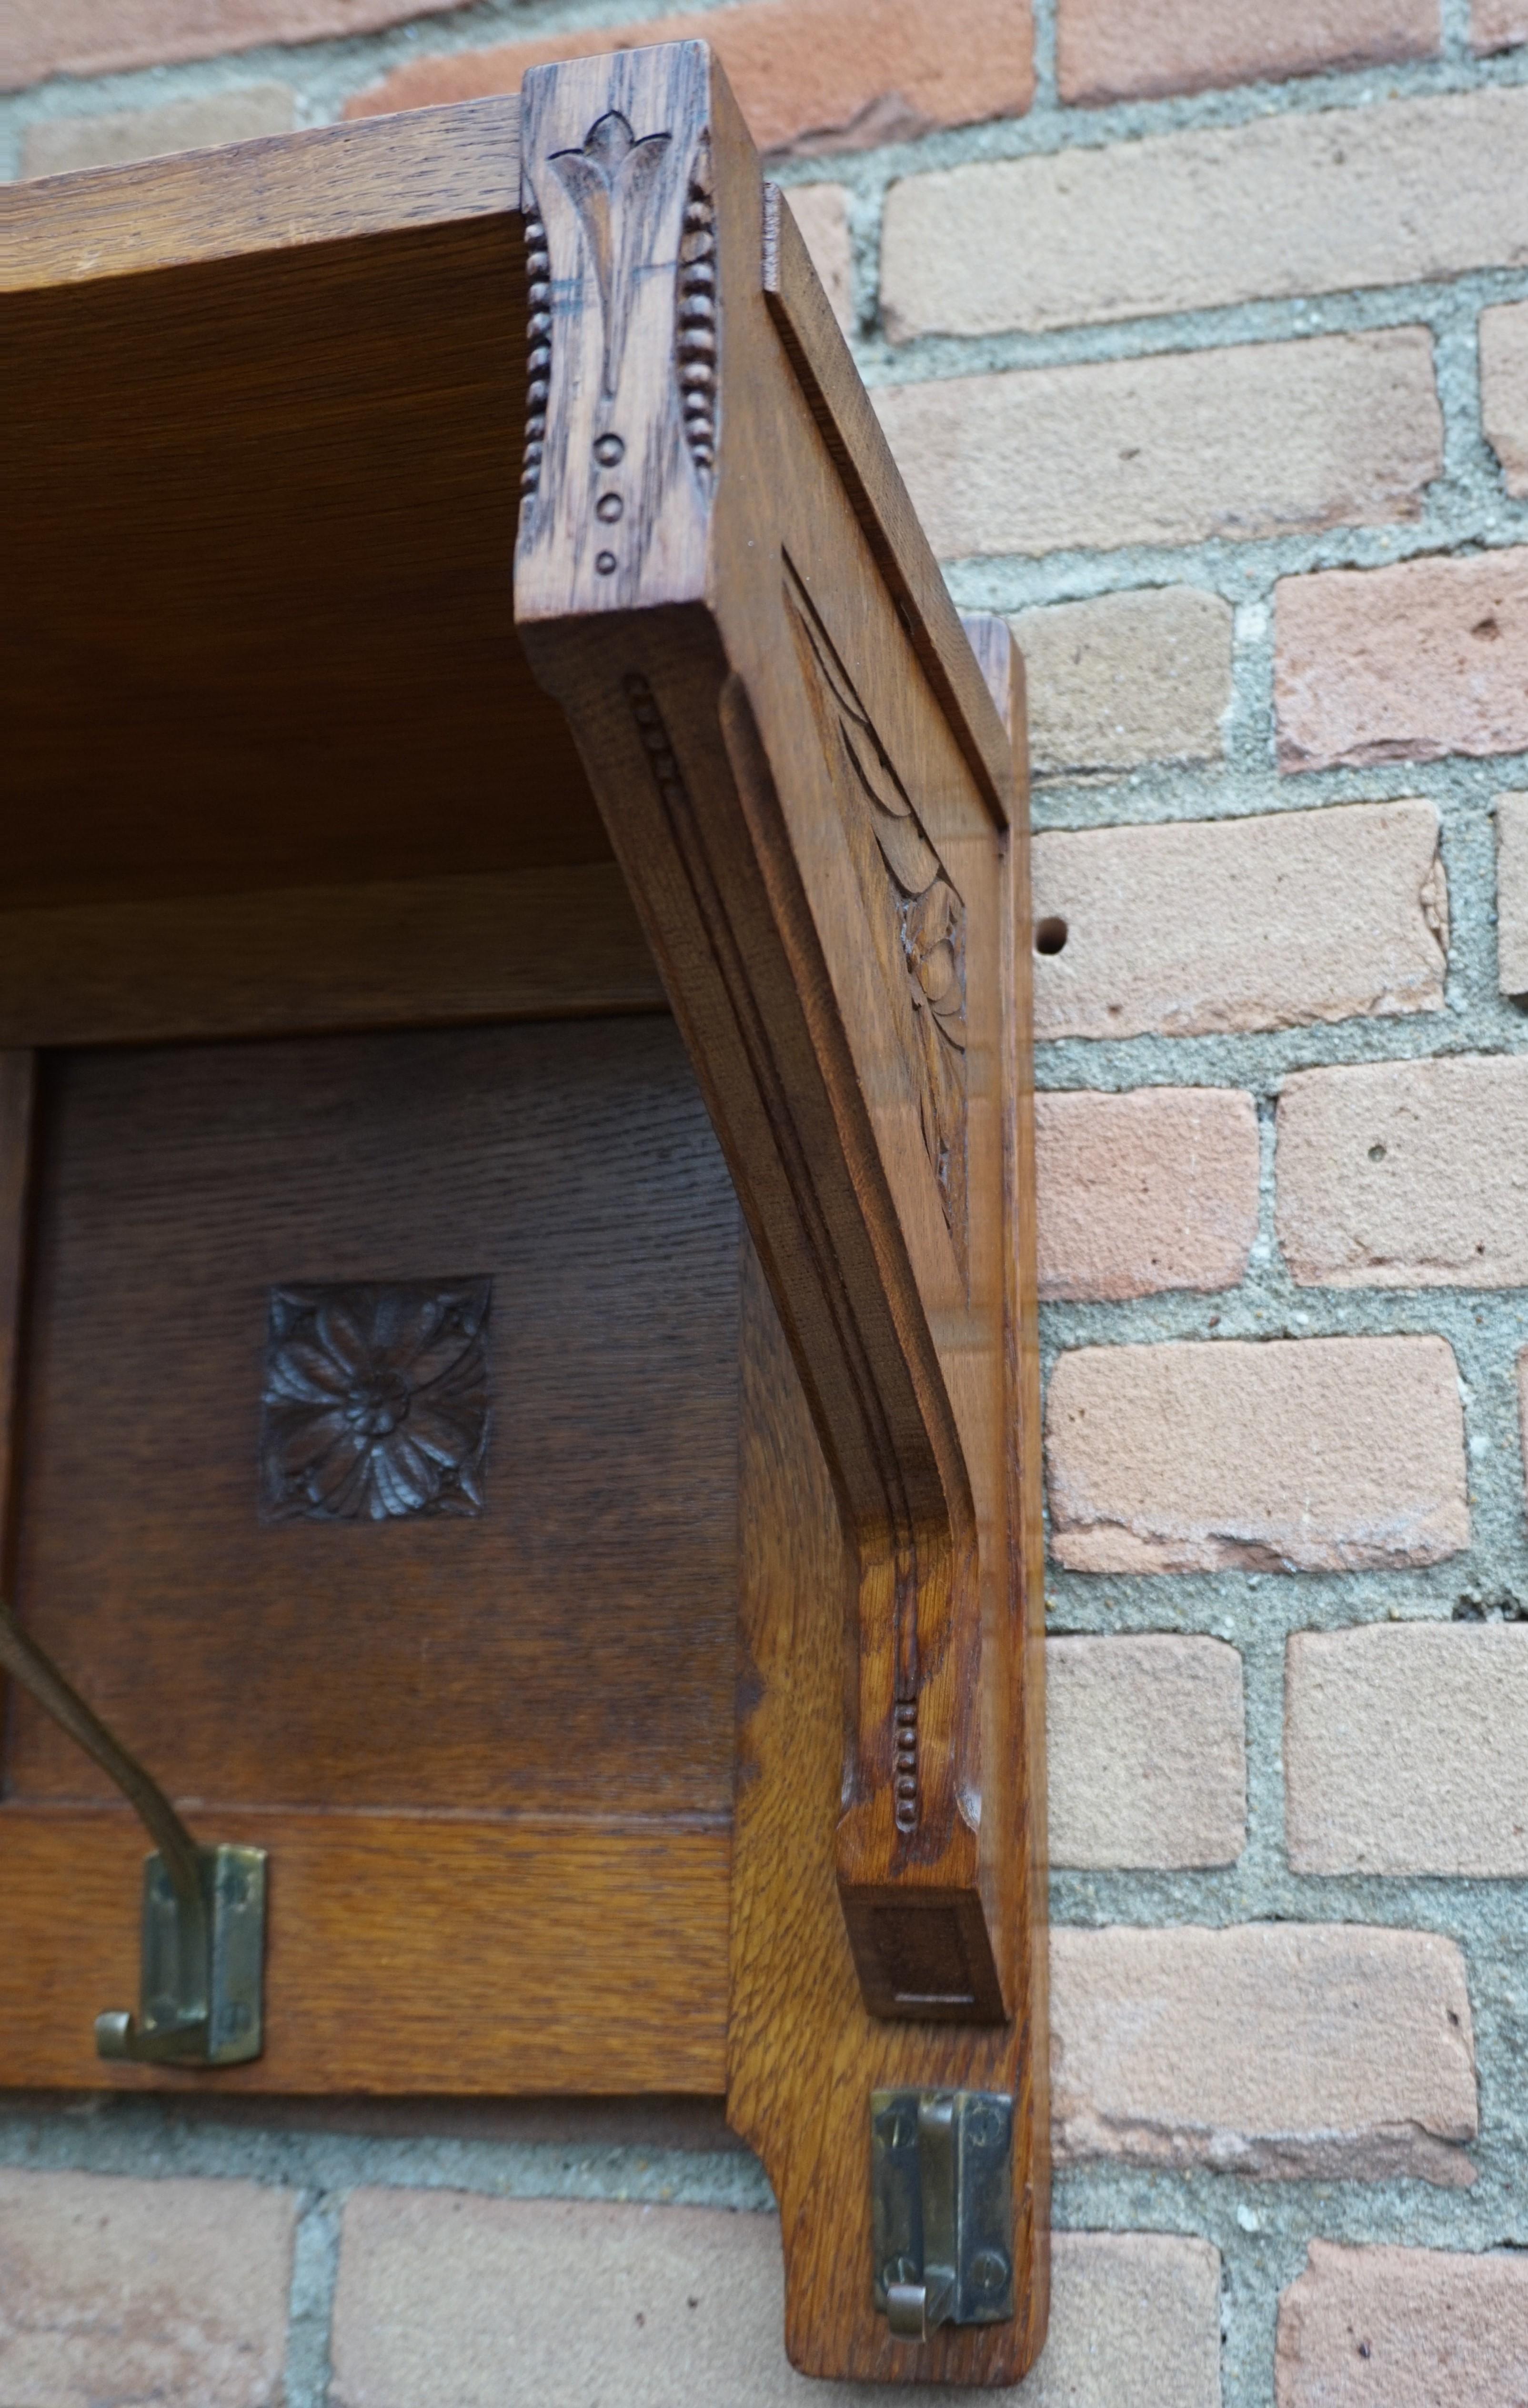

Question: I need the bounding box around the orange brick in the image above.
[1052,1924,1477,2185]
[1057,0,1438,104]
[344,0,1034,159]
[1,1,455,93]
[1036,1086,1258,1300]
[1045,1335,1468,1574]
[1276,547,1528,772]
[1277,2244,1528,2404]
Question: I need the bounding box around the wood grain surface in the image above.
[0,867,663,1050]
[10,1019,738,1821]
[0,1810,728,2093]
[5,195,605,914]
[516,40,1025,2028]
[0,100,523,291]
[2,69,1047,2370]
[762,185,1012,829]
[728,1237,1046,2384]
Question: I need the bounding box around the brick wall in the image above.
[5,2,1528,2402]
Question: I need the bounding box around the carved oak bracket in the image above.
[514,38,1047,2383]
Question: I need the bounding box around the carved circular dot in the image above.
[1035,915,1068,956]
[595,550,618,575]
[596,492,624,523]
[1369,1142,1387,1162]
[594,432,625,466]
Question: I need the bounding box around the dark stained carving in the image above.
[260,1279,491,1523]
[549,110,674,402]
[521,208,552,500]
[676,146,717,477]
[784,559,969,1278]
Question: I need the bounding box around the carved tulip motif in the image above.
[260,1280,491,1522]
[549,109,674,401]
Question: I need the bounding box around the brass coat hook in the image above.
[0,1600,265,2066]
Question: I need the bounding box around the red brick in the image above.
[1480,301,1528,498]
[876,332,1440,562]
[332,2198,1220,2407]
[0,2168,296,2407]
[1057,0,1438,105]
[1277,1054,1528,1287]
[1277,2243,1528,2405]
[1052,1924,1477,2185]
[1474,0,1528,50]
[784,185,853,334]
[1032,801,1448,1043]
[883,90,1528,343]
[1286,1624,1528,1876]
[1036,1086,1258,1301]
[0,1,456,93]
[1496,790,1528,990]
[21,88,296,180]
[1048,1634,1247,1868]
[1276,547,1528,772]
[1045,1335,1468,1575]
[344,0,1034,159]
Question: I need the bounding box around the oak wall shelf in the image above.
[0,42,1048,2382]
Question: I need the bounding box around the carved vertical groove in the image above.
[677,145,717,476]
[521,205,552,501]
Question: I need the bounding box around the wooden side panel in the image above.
[0,1812,728,2093]
[513,40,1046,2380]
[514,39,1016,2030]
[729,1239,1045,2385]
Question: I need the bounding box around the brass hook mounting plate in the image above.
[871,2088,1015,2339]
[96,1843,267,2067]
[0,1598,267,2069]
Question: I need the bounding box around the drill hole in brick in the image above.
[1035,916,1068,957]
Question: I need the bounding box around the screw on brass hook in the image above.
[871,2089,1015,2338]
[0,1599,265,2066]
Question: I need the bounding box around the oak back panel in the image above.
[8,1019,739,1820]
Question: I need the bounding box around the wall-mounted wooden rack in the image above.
[0,40,1048,2382]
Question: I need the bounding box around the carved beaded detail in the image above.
[894,1699,918,1833]
[676,154,717,477]
[522,207,551,500]
[624,671,687,810]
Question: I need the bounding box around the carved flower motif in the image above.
[260,1281,490,1523]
